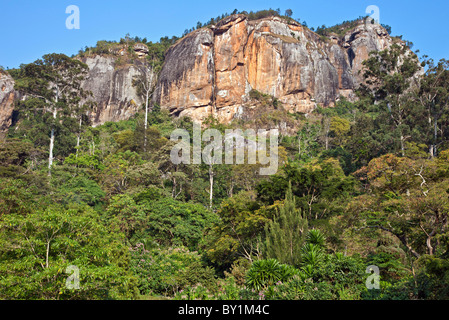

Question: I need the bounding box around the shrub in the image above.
[130,245,217,297]
[245,259,299,291]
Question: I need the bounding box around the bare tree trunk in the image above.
[172,176,176,198]
[427,236,434,256]
[76,117,82,158]
[433,115,438,157]
[400,134,405,157]
[46,240,50,269]
[144,89,149,152]
[49,128,55,170]
[422,225,437,256]
[209,164,214,209]
[90,140,95,156]
[228,180,234,198]
[324,119,330,151]
[48,88,60,176]
[76,135,80,155]
[48,107,57,176]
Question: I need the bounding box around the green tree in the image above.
[0,138,43,178]
[360,44,422,157]
[14,54,90,175]
[0,204,139,299]
[348,153,449,259]
[100,151,143,196]
[257,159,355,220]
[204,191,270,267]
[330,116,351,147]
[297,121,320,161]
[0,178,37,216]
[264,183,308,266]
[105,194,146,241]
[144,197,217,250]
[285,9,293,18]
[417,58,449,157]
[130,245,216,297]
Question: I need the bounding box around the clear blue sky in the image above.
[1,0,447,69]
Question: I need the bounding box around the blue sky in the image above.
[1,0,447,69]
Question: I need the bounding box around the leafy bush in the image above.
[130,245,216,297]
[0,204,139,300]
[249,89,281,109]
[63,177,105,206]
[145,197,217,250]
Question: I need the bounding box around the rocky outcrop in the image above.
[153,15,394,123]
[133,43,149,58]
[0,17,396,133]
[342,22,391,84]
[0,54,153,134]
[153,28,216,121]
[79,55,153,126]
[0,71,15,138]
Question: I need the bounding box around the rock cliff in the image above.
[0,50,153,136]
[0,15,395,134]
[0,71,15,137]
[79,55,152,126]
[152,15,393,123]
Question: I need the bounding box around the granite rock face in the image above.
[0,17,394,133]
[0,55,153,134]
[153,15,393,123]
[0,71,15,137]
[342,22,391,84]
[79,55,153,127]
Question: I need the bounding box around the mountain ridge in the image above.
[152,14,395,123]
[0,14,403,136]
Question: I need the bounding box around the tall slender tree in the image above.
[14,53,89,175]
[264,182,308,266]
[133,63,159,153]
[417,58,449,157]
[360,44,422,157]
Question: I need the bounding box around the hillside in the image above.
[2,9,449,302]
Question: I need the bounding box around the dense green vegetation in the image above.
[314,16,392,37]
[2,15,449,301]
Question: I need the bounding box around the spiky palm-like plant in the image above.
[306,229,326,247]
[245,259,298,291]
[301,243,324,268]
[300,229,326,278]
